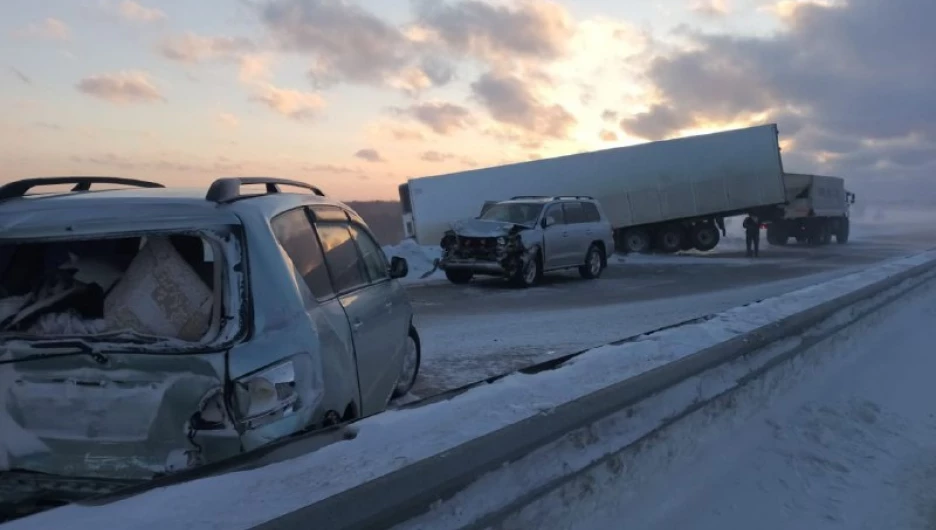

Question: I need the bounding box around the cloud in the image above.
[116,1,167,23]
[249,84,325,120]
[259,0,449,94]
[601,110,618,123]
[470,70,576,139]
[13,18,70,41]
[76,71,165,104]
[217,113,240,128]
[599,129,618,142]
[391,101,476,134]
[159,32,255,63]
[238,54,274,82]
[354,148,385,163]
[412,0,574,68]
[690,0,730,17]
[622,0,936,188]
[420,150,456,163]
[10,67,31,85]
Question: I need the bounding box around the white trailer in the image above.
[399,124,789,253]
[765,173,855,246]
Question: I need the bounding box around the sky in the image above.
[1,0,933,203]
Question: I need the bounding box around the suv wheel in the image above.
[512,251,541,288]
[392,327,421,398]
[579,244,604,279]
[445,269,473,284]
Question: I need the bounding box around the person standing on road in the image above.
[743,215,761,258]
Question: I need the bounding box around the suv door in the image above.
[561,201,592,262]
[313,215,404,415]
[542,202,572,269]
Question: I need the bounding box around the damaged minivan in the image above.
[439,196,616,287]
[0,177,420,503]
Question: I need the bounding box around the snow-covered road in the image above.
[399,220,936,396]
[537,265,936,530]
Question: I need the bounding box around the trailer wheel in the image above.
[621,229,652,254]
[445,269,473,284]
[690,224,720,252]
[836,218,850,244]
[821,222,833,245]
[656,226,684,254]
[766,224,788,246]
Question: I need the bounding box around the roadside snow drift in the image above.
[7,250,936,530]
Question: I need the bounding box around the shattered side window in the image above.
[271,209,335,301]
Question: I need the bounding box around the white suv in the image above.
[439,195,616,287]
[0,176,420,493]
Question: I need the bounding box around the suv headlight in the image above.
[496,237,506,245]
[234,360,300,429]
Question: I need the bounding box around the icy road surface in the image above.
[542,267,936,530]
[401,222,936,396]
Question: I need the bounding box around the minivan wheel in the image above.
[579,244,604,279]
[392,327,421,398]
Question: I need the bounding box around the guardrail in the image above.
[9,250,936,530]
[250,251,936,530]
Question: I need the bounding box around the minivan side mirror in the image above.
[389,256,409,279]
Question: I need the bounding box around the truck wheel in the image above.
[512,251,542,288]
[621,229,651,254]
[579,244,605,279]
[656,226,684,254]
[690,224,720,252]
[836,218,850,244]
[445,269,473,284]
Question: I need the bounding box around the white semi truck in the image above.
[766,173,856,246]
[398,124,850,253]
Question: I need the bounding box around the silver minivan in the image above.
[0,176,420,491]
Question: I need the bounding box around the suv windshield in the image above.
[479,203,544,226]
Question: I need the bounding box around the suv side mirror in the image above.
[542,217,555,229]
[389,256,408,279]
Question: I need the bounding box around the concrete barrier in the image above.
[252,252,936,530]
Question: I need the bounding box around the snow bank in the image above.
[495,259,936,530]
[10,250,936,530]
[382,239,443,285]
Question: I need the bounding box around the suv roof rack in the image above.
[0,176,165,201]
[206,177,325,203]
[509,195,595,201]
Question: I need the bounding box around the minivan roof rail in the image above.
[0,176,165,201]
[206,177,325,203]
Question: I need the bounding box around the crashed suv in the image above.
[0,176,420,511]
[439,196,616,287]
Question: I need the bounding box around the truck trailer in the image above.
[399,124,790,254]
[765,173,855,246]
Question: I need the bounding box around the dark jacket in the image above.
[742,217,760,235]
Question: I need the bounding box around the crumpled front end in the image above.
[439,223,532,278]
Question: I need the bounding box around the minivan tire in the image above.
[392,327,421,399]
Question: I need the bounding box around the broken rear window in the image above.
[0,231,240,345]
